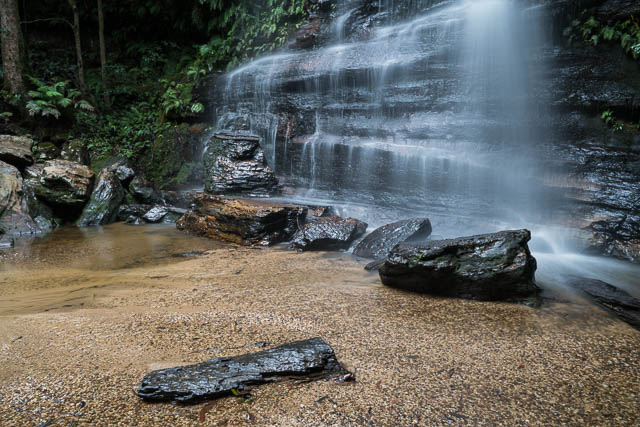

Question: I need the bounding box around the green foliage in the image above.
[10,0,312,180]
[25,77,94,119]
[564,13,640,60]
[75,102,170,159]
[0,90,22,107]
[601,109,615,126]
[159,79,203,118]
[196,0,309,70]
[600,109,640,134]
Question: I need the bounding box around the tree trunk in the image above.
[68,0,86,93]
[0,0,25,94]
[97,0,110,105]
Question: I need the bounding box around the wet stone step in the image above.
[566,276,640,330]
[137,338,343,404]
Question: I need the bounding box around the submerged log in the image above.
[137,338,342,403]
[566,276,640,330]
[379,229,538,300]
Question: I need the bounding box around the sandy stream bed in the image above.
[0,234,639,426]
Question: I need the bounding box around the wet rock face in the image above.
[204,134,280,196]
[596,0,640,22]
[566,275,640,330]
[77,169,124,226]
[294,19,322,49]
[176,193,306,245]
[34,160,94,207]
[137,338,342,404]
[0,135,34,168]
[379,229,538,301]
[0,161,38,235]
[549,142,640,262]
[581,215,640,263]
[290,216,368,251]
[353,218,432,259]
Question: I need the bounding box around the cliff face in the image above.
[200,0,640,262]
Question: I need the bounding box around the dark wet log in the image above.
[379,229,538,300]
[353,218,432,259]
[566,276,640,330]
[137,338,342,403]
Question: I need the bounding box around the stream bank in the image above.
[0,227,638,425]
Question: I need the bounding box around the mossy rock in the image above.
[138,123,202,190]
[77,169,124,226]
[60,139,89,165]
[34,142,61,163]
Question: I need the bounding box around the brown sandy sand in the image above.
[0,228,639,426]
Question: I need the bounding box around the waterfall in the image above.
[214,0,552,235]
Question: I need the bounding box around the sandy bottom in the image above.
[0,226,639,426]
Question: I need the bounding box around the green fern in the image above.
[25,76,94,119]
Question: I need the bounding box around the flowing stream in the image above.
[212,0,640,291]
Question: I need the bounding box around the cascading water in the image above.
[212,0,640,292]
[216,0,547,231]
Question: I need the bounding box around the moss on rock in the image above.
[138,124,203,190]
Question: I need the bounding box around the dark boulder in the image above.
[0,135,33,168]
[0,161,39,235]
[353,218,432,259]
[34,159,94,207]
[117,204,153,221]
[566,275,640,330]
[22,164,58,231]
[142,206,169,223]
[204,133,280,196]
[77,169,125,226]
[59,139,89,165]
[129,176,164,204]
[137,338,342,403]
[114,165,135,183]
[379,229,538,300]
[176,193,306,245]
[22,181,57,232]
[290,216,367,251]
[159,190,199,209]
